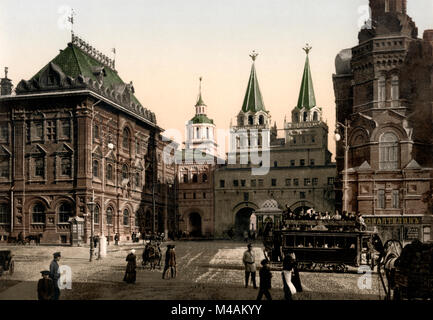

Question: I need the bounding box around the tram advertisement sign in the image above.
[364,217,422,225]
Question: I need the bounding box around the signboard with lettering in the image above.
[364,217,422,226]
[404,227,420,240]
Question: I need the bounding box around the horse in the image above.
[142,242,162,270]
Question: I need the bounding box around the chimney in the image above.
[1,67,13,96]
[423,30,433,42]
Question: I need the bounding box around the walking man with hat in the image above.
[242,243,257,289]
[37,270,55,300]
[49,252,61,300]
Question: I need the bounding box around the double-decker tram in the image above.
[263,219,378,272]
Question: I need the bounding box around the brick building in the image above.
[333,0,433,244]
[214,51,336,237]
[0,34,176,244]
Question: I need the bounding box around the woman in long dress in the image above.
[123,249,137,284]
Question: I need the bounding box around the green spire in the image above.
[296,44,316,110]
[241,51,266,113]
[195,76,206,107]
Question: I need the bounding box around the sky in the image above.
[1,0,432,157]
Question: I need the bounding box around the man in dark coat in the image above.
[38,270,55,300]
[49,252,61,300]
[162,244,172,279]
[257,259,272,300]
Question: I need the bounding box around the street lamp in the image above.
[335,119,350,214]
[86,192,96,262]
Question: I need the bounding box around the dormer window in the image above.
[248,116,254,125]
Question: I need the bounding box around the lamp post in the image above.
[86,191,96,262]
[335,119,350,214]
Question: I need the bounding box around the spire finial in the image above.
[250,50,259,62]
[4,67,8,79]
[303,43,312,55]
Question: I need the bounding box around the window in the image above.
[378,76,386,107]
[93,160,99,178]
[61,158,71,176]
[300,192,306,199]
[123,209,130,226]
[251,180,256,187]
[35,158,44,177]
[94,206,100,225]
[303,112,308,122]
[258,179,264,187]
[248,116,254,125]
[106,207,113,225]
[392,190,399,208]
[0,123,8,141]
[244,192,249,202]
[220,180,225,188]
[290,160,295,166]
[294,179,299,186]
[259,115,264,125]
[233,180,239,187]
[328,177,334,185]
[391,75,399,104]
[241,180,246,187]
[183,193,187,199]
[300,159,305,166]
[0,157,9,178]
[93,125,99,140]
[423,226,431,242]
[293,137,297,145]
[196,128,199,138]
[206,127,209,139]
[193,174,198,183]
[193,193,196,199]
[0,204,9,224]
[203,192,206,199]
[106,164,113,181]
[122,128,130,150]
[274,161,278,168]
[32,204,46,224]
[378,190,385,209]
[271,179,277,187]
[310,159,315,166]
[313,112,318,121]
[58,203,73,223]
[312,136,316,143]
[135,172,140,187]
[379,132,399,170]
[35,121,44,140]
[304,178,311,186]
[135,212,140,227]
[183,174,188,183]
[61,120,70,138]
[122,165,129,180]
[202,174,208,183]
[285,179,291,187]
[312,178,318,186]
[46,120,56,140]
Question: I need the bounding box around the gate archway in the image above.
[188,212,202,237]
[235,207,255,236]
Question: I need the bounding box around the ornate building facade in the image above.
[214,51,337,237]
[333,0,433,244]
[0,35,176,244]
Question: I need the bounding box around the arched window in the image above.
[123,209,129,226]
[196,127,199,138]
[259,115,264,125]
[248,116,254,125]
[122,164,129,180]
[202,173,208,183]
[0,204,9,224]
[93,160,99,178]
[94,206,100,225]
[58,203,73,223]
[122,128,130,150]
[238,116,244,126]
[193,174,198,183]
[32,203,46,223]
[303,112,308,122]
[379,132,399,170]
[106,207,113,225]
[313,112,318,121]
[61,157,72,176]
[93,125,99,140]
[106,164,113,181]
[206,127,209,139]
[293,112,299,123]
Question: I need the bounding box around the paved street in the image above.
[0,241,384,300]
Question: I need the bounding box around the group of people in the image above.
[123,244,177,284]
[243,243,302,300]
[37,252,62,300]
[284,209,358,221]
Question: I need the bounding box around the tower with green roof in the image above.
[185,77,218,156]
[230,51,271,155]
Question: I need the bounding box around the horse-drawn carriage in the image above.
[264,220,378,272]
[0,250,14,277]
[376,239,433,300]
[141,241,162,270]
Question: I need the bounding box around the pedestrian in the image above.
[257,259,272,300]
[242,243,257,289]
[37,270,55,300]
[49,252,61,300]
[93,235,99,249]
[169,245,177,278]
[114,233,120,246]
[132,232,136,243]
[162,245,171,279]
[18,232,24,245]
[123,249,137,284]
[243,230,249,243]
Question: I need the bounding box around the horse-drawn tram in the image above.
[263,220,378,272]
